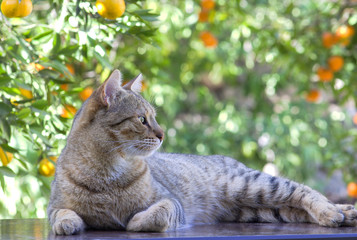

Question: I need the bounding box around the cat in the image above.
[48,69,357,235]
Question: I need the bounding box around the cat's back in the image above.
[146,152,247,176]
[146,152,249,192]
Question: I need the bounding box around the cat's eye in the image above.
[139,116,147,124]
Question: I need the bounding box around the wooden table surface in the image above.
[1,218,357,240]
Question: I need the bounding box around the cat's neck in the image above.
[61,138,148,188]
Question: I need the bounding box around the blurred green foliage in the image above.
[0,0,357,218]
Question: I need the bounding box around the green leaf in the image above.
[41,61,72,78]
[32,30,54,40]
[0,144,18,153]
[52,33,61,54]
[16,158,29,170]
[17,37,33,57]
[32,100,48,110]
[58,45,80,56]
[17,108,31,119]
[0,103,12,116]
[0,76,12,86]
[93,52,112,69]
[130,9,159,22]
[0,119,11,141]
[0,175,4,191]
[0,166,16,177]
[7,50,27,63]
[38,69,61,79]
[0,87,21,96]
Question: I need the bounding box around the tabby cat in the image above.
[48,70,357,235]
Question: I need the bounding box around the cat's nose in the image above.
[155,130,164,142]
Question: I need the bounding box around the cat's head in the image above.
[69,70,164,158]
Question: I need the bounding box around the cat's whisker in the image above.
[108,141,159,154]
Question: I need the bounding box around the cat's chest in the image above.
[66,172,155,228]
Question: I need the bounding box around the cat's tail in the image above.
[233,206,317,224]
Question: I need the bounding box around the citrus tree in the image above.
[0,0,158,217]
[1,0,357,218]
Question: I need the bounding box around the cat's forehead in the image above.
[115,91,155,116]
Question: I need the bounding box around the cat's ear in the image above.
[102,69,123,106]
[123,73,143,93]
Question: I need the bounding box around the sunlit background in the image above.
[0,0,357,218]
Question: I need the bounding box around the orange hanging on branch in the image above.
[96,0,125,20]
[0,147,13,166]
[61,105,77,119]
[60,84,69,91]
[200,0,215,10]
[1,0,32,18]
[336,25,355,39]
[305,89,320,103]
[322,32,338,49]
[79,87,94,101]
[38,158,56,177]
[19,87,33,99]
[347,182,357,198]
[198,10,209,22]
[200,31,218,48]
[328,56,344,72]
[317,67,333,82]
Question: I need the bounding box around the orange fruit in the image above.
[347,182,357,198]
[0,147,13,166]
[1,0,32,18]
[96,0,125,20]
[353,113,357,125]
[141,81,147,91]
[200,0,215,10]
[10,97,20,106]
[66,64,75,75]
[328,56,344,72]
[79,87,94,101]
[61,104,77,118]
[38,158,55,177]
[317,67,333,82]
[59,64,75,78]
[60,84,69,91]
[200,31,218,48]
[29,62,45,72]
[19,87,33,99]
[336,25,355,39]
[305,89,320,103]
[322,32,338,48]
[198,10,209,22]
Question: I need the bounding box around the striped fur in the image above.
[48,70,357,235]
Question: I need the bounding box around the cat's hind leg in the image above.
[225,164,357,227]
[49,208,85,235]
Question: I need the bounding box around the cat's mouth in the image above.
[137,138,161,150]
[123,138,162,157]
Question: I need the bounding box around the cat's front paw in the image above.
[127,210,169,232]
[336,204,357,227]
[53,217,84,235]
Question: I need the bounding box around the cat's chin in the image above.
[124,151,156,159]
[123,147,159,159]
